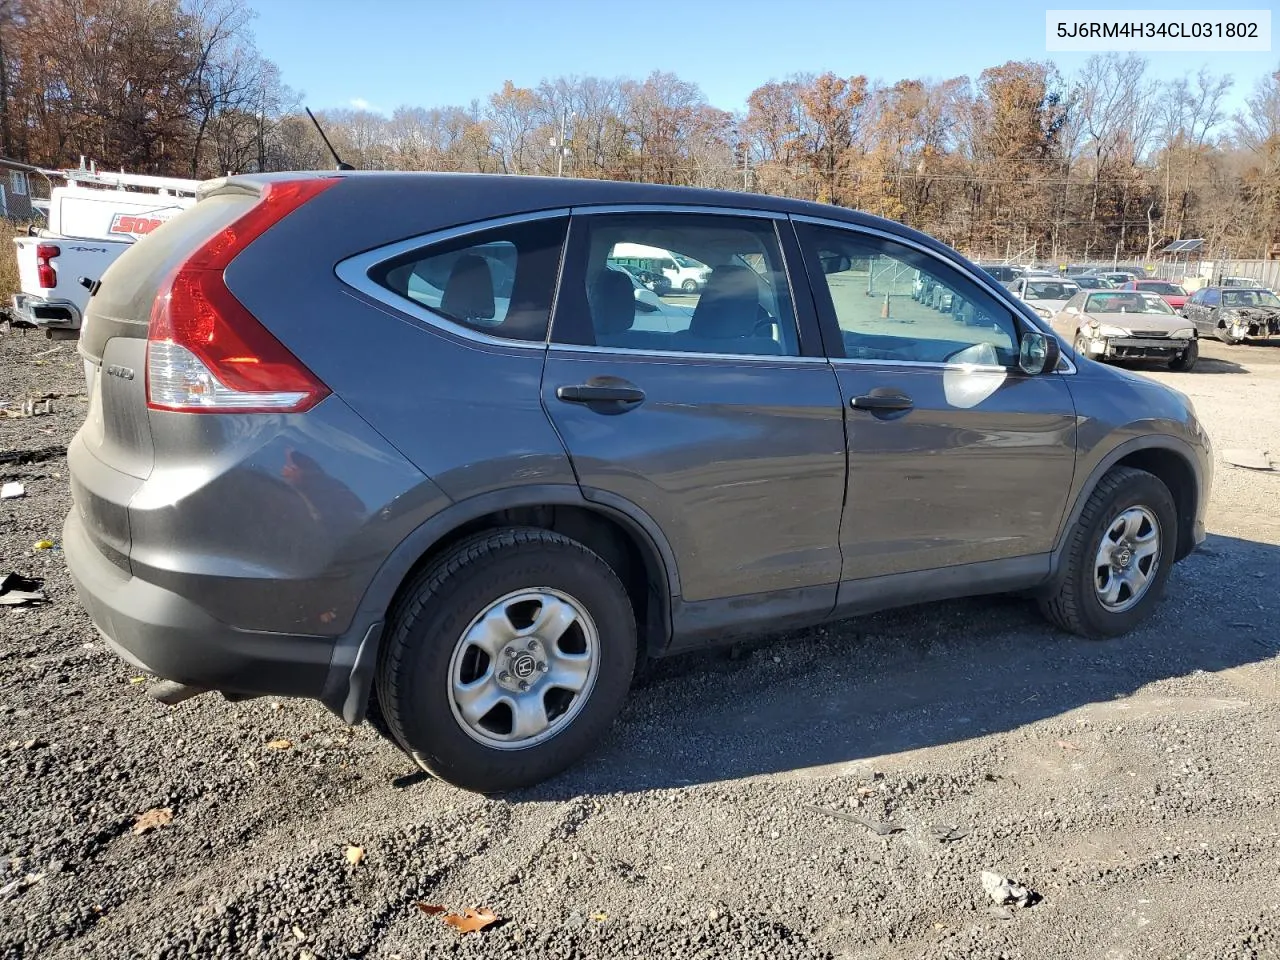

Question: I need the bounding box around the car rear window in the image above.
[371,217,568,341]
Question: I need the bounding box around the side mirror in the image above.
[1018,330,1061,375]
[1066,306,1079,314]
[634,299,658,313]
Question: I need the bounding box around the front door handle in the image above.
[556,383,646,404]
[851,393,913,412]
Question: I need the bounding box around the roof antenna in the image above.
[305,107,355,171]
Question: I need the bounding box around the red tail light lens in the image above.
[147,178,337,414]
[36,243,59,289]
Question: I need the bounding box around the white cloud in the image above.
[348,97,372,111]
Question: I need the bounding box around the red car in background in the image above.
[1123,279,1189,311]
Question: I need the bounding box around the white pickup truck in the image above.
[10,167,199,339]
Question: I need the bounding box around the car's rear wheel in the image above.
[682,279,698,293]
[375,527,636,793]
[1038,467,1177,639]
[1169,339,1198,372]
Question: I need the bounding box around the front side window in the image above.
[554,213,799,357]
[1203,289,1222,306]
[797,223,1019,366]
[372,217,567,342]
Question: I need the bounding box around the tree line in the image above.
[3,0,1278,260]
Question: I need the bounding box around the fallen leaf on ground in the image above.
[265,738,292,751]
[32,540,54,550]
[415,903,446,916]
[442,907,499,934]
[1056,740,1081,752]
[132,807,173,835]
[591,912,608,922]
[129,677,147,685]
[344,844,365,866]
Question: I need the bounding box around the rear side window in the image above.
[371,217,567,342]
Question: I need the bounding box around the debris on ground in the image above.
[987,905,1016,921]
[0,872,45,897]
[32,540,55,551]
[0,482,24,499]
[1222,449,1274,470]
[980,870,1035,907]
[932,825,969,842]
[415,903,446,916]
[802,804,905,836]
[132,807,173,836]
[344,844,364,866]
[265,738,293,751]
[0,573,47,606]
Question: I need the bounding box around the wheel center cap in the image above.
[511,654,537,680]
[1115,546,1132,568]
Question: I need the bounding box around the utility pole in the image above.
[742,144,750,191]
[556,109,568,178]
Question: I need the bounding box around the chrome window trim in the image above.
[789,214,1078,374]
[567,203,788,220]
[547,343,830,364]
[557,204,806,362]
[334,208,572,352]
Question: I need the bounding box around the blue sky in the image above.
[248,0,1275,117]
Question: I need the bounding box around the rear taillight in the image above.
[36,243,59,289]
[146,178,337,414]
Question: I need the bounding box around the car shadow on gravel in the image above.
[519,532,1280,799]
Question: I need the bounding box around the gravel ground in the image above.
[2,328,1279,960]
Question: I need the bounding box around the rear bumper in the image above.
[10,293,81,330]
[64,509,379,722]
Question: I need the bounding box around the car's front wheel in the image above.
[376,528,637,793]
[682,279,699,293]
[1073,332,1095,361]
[1038,467,1177,639]
[1169,339,1198,372]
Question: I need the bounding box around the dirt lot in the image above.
[1,328,1278,960]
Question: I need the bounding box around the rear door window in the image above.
[371,217,567,342]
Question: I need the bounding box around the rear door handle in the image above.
[851,393,913,412]
[556,384,646,404]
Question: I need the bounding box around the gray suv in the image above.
[65,173,1212,793]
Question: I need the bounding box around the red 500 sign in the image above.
[109,213,169,236]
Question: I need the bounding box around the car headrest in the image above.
[590,270,637,335]
[690,264,758,338]
[440,254,495,322]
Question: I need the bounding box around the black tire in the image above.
[1038,467,1178,639]
[1073,332,1095,362]
[1215,313,1239,345]
[1169,339,1198,372]
[375,527,637,793]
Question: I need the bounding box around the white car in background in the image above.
[1004,276,1081,320]
[1052,288,1198,371]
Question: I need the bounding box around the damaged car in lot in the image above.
[1052,289,1198,371]
[64,172,1212,793]
[1183,286,1280,345]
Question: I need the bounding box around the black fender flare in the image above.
[321,483,680,724]
[1047,434,1204,583]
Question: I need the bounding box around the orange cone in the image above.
[881,293,891,318]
